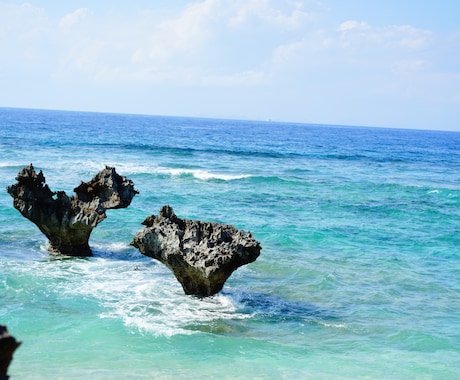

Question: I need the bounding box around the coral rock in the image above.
[7,164,138,256]
[0,325,21,379]
[132,205,261,297]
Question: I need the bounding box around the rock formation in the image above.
[0,325,21,380]
[131,205,261,297]
[7,164,138,256]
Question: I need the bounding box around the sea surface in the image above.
[1,107,459,379]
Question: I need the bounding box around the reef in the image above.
[0,325,21,380]
[7,164,138,256]
[131,205,262,297]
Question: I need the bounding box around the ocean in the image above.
[0,107,459,379]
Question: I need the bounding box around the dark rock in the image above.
[0,326,21,380]
[7,164,138,256]
[131,205,261,297]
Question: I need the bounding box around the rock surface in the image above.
[7,164,138,256]
[0,325,21,380]
[131,205,262,297]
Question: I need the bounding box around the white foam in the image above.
[105,163,250,181]
[39,257,251,337]
[100,282,251,337]
[26,159,251,183]
[156,167,251,181]
[192,170,251,181]
[0,161,23,168]
[315,320,347,329]
[92,242,131,253]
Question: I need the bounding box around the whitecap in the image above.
[156,167,251,181]
[0,161,25,168]
[58,162,252,182]
[315,320,347,329]
[192,170,251,181]
[91,241,131,253]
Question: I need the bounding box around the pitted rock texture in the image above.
[7,164,138,256]
[131,205,261,297]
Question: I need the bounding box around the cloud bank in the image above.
[0,0,459,129]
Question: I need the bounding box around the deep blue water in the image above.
[1,107,459,379]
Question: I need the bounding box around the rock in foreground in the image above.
[0,325,21,380]
[7,164,138,256]
[131,205,261,297]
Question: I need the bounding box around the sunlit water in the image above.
[1,108,459,379]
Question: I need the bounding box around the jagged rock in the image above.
[0,325,21,380]
[131,205,261,297]
[7,164,138,256]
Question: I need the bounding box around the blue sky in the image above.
[1,1,459,130]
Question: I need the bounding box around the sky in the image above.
[1,1,460,130]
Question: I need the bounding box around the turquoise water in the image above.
[1,107,459,379]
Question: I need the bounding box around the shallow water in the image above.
[1,108,459,379]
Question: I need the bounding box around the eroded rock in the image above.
[131,205,261,297]
[7,164,138,256]
[0,325,21,380]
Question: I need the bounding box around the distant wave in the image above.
[0,161,32,169]
[6,160,252,183]
[106,163,252,181]
[156,167,251,181]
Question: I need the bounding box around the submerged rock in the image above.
[0,325,21,380]
[7,164,138,256]
[131,205,262,297]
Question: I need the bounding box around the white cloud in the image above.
[129,0,320,83]
[336,21,433,50]
[0,3,438,82]
[59,8,88,30]
[337,20,370,32]
[0,1,325,85]
[228,0,316,29]
[272,19,434,70]
[0,2,48,40]
[388,25,433,49]
[1,1,459,129]
[0,2,51,69]
[266,18,446,116]
[201,70,266,86]
[132,0,220,64]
